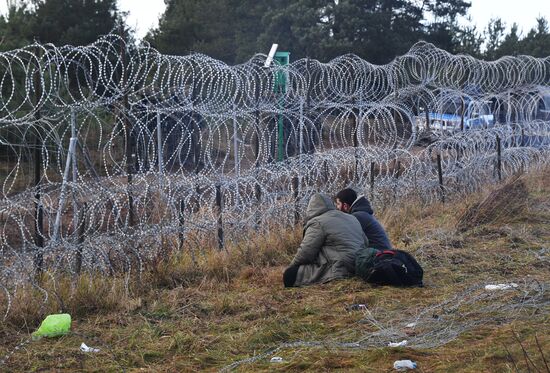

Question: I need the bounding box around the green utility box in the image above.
[274,51,290,161]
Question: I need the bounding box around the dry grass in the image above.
[0,168,549,372]
[456,174,529,232]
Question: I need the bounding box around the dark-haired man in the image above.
[335,188,392,250]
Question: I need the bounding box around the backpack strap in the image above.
[376,250,396,257]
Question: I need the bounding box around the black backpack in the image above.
[358,249,423,287]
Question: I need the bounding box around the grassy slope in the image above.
[1,169,549,373]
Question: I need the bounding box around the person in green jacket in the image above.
[283,193,369,287]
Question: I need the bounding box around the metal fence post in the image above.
[215,184,224,250]
[75,202,87,274]
[437,154,445,203]
[292,176,299,225]
[178,199,185,251]
[370,161,375,201]
[33,47,44,278]
[157,112,163,174]
[496,135,502,181]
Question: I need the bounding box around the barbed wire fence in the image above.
[0,35,549,322]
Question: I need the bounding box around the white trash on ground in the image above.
[388,340,408,347]
[484,283,519,291]
[270,357,284,363]
[394,360,417,370]
[80,343,100,353]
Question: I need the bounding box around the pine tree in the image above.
[0,2,35,51]
[146,0,239,63]
[484,18,506,60]
[0,0,122,50]
[424,0,471,52]
[31,0,120,46]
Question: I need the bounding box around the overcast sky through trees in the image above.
[0,0,549,43]
[122,0,550,40]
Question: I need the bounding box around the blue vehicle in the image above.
[416,100,494,133]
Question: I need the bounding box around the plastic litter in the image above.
[80,343,100,353]
[405,323,416,328]
[346,304,368,311]
[484,283,518,291]
[388,340,408,347]
[32,314,72,340]
[270,356,284,363]
[394,360,417,370]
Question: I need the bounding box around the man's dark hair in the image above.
[335,188,357,206]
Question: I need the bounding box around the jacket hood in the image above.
[350,196,374,215]
[306,193,335,220]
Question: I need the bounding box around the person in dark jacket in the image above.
[335,188,393,250]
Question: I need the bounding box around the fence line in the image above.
[0,36,549,319]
